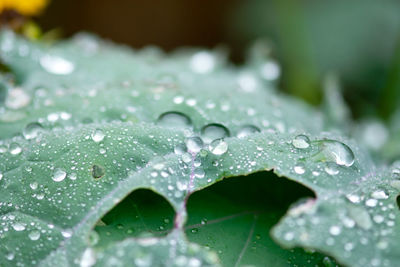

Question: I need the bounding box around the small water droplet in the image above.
[237,125,260,138]
[174,143,187,155]
[292,134,310,149]
[294,163,306,174]
[40,55,75,75]
[52,168,67,182]
[186,137,203,153]
[194,168,205,179]
[23,122,43,140]
[91,129,105,143]
[201,123,230,143]
[208,139,228,155]
[28,230,41,241]
[9,143,22,155]
[324,162,339,175]
[190,51,215,74]
[92,165,105,179]
[157,111,192,129]
[329,225,341,236]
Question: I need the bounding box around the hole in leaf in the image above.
[93,189,175,248]
[92,164,105,179]
[185,171,337,266]
[397,195,400,210]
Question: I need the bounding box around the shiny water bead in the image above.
[52,168,67,182]
[292,134,310,149]
[294,163,306,174]
[201,123,230,143]
[23,122,43,140]
[91,129,105,143]
[208,139,228,155]
[318,139,355,167]
[325,162,339,175]
[174,143,187,155]
[157,111,192,128]
[40,55,75,75]
[237,125,260,139]
[190,51,215,74]
[9,143,22,155]
[186,137,204,153]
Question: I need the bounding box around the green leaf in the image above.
[0,30,399,267]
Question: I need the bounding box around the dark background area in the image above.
[37,0,400,120]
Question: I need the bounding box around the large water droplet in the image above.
[174,143,187,155]
[237,125,260,138]
[294,163,306,174]
[40,55,75,75]
[208,139,228,155]
[53,168,67,182]
[12,222,26,231]
[201,123,230,143]
[157,111,192,129]
[23,122,43,140]
[317,140,355,167]
[186,137,203,153]
[91,129,105,143]
[92,165,105,179]
[292,134,310,149]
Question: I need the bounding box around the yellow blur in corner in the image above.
[0,0,49,16]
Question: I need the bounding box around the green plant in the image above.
[0,30,399,267]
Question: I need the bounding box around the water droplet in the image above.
[294,163,306,174]
[208,139,228,155]
[91,129,105,143]
[9,143,22,155]
[365,199,378,207]
[371,190,388,200]
[157,111,192,128]
[52,168,67,182]
[292,134,310,149]
[5,88,31,109]
[174,143,187,155]
[324,162,339,175]
[23,122,43,140]
[28,230,41,241]
[40,55,75,75]
[237,125,260,138]
[80,248,96,267]
[30,182,38,190]
[186,137,203,153]
[12,222,26,231]
[194,168,205,179]
[92,165,105,179]
[190,51,215,74]
[347,205,372,230]
[0,172,3,181]
[317,140,355,167]
[329,225,341,236]
[201,123,230,143]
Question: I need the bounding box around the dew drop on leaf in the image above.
[201,123,230,143]
[40,55,75,75]
[23,122,43,140]
[237,125,260,138]
[9,142,22,155]
[12,222,26,231]
[174,143,187,155]
[294,163,306,174]
[324,162,339,175]
[292,134,311,149]
[28,230,41,241]
[52,168,67,182]
[92,165,105,179]
[91,129,105,143]
[157,111,192,128]
[208,139,228,155]
[186,137,203,153]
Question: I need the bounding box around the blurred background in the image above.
[4,0,400,121]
